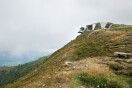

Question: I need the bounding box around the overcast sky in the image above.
[0,0,132,65]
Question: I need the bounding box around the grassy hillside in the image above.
[4,27,132,88]
[0,56,49,88]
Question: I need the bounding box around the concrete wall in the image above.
[105,22,113,28]
[92,23,96,30]
[78,27,85,33]
[99,22,107,29]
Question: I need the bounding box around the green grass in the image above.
[110,27,132,31]
[74,32,116,58]
[111,24,122,28]
[117,75,132,88]
[3,26,132,88]
[68,56,76,62]
[75,72,128,88]
[69,73,83,87]
[74,28,132,59]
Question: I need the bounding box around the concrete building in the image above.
[78,22,113,33]
[78,27,85,33]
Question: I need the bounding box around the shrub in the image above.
[109,64,124,71]
[68,56,76,62]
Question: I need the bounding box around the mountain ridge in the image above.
[0,56,49,88]
[2,26,132,88]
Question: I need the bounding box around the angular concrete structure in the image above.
[86,23,96,30]
[105,22,113,28]
[78,22,113,33]
[78,27,85,33]
[100,22,107,29]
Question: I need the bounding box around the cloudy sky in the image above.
[0,0,132,66]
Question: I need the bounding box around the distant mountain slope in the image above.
[0,56,49,88]
[0,51,46,67]
[5,27,132,88]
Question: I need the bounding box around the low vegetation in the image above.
[68,56,76,62]
[0,56,49,88]
[79,74,122,88]
[74,27,132,59]
[77,63,127,88]
[2,27,132,88]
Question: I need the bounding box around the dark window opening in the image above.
[87,25,92,30]
[105,23,112,28]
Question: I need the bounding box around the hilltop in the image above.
[2,26,132,88]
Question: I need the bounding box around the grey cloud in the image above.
[0,0,132,66]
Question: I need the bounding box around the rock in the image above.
[38,83,45,87]
[64,61,72,65]
[80,86,85,88]
[55,72,58,74]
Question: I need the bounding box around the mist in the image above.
[0,0,132,66]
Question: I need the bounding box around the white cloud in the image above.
[0,0,132,65]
